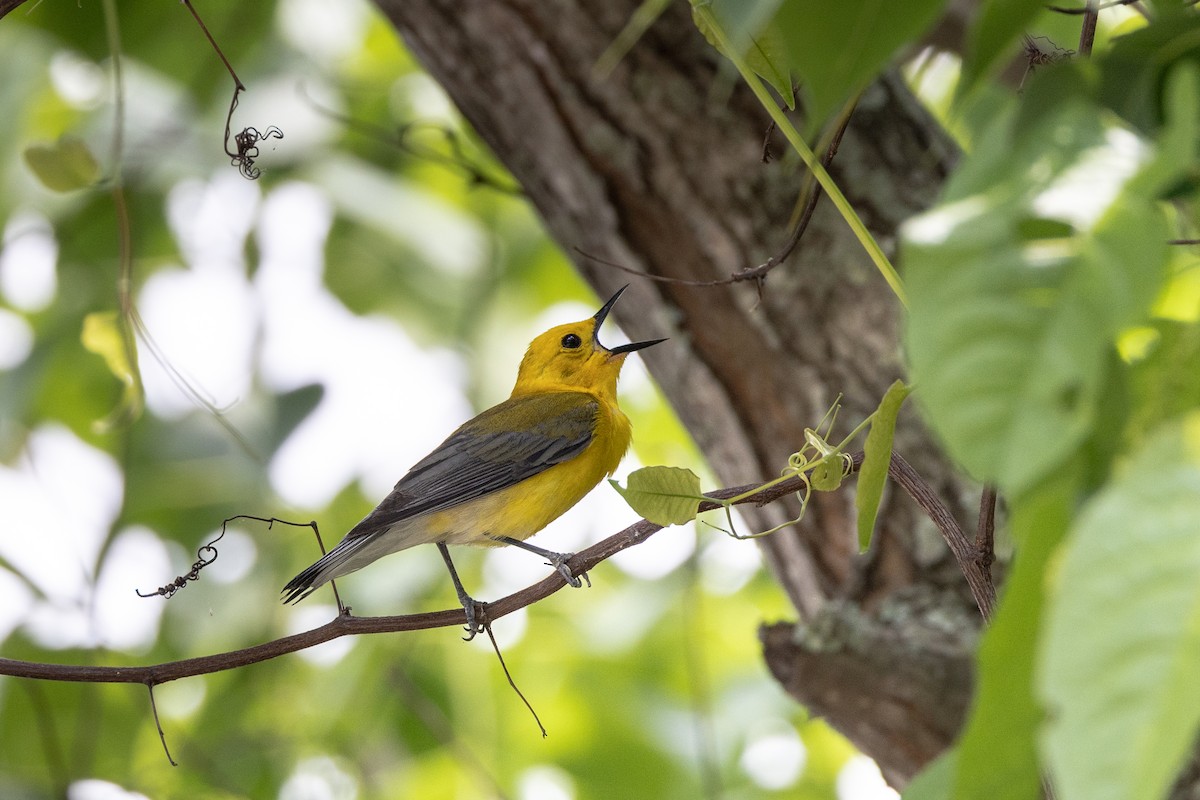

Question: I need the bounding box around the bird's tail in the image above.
[280,559,327,604]
[281,534,379,604]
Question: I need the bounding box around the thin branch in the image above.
[1046,0,1137,13]
[1078,0,1099,57]
[0,477,801,685]
[575,97,857,292]
[1019,36,1074,91]
[302,88,522,196]
[182,0,284,180]
[887,453,996,619]
[181,0,244,90]
[307,521,347,614]
[0,452,995,683]
[100,0,124,178]
[482,623,546,737]
[147,684,177,767]
[975,485,997,579]
[137,522,228,599]
[732,104,855,288]
[0,0,30,22]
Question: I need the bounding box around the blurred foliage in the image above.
[693,2,1200,799]
[897,11,1200,800]
[0,1,858,799]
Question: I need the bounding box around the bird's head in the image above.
[512,285,666,398]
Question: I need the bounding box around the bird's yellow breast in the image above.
[429,395,631,545]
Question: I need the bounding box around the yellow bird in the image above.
[282,286,664,635]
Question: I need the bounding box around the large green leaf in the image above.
[950,469,1077,800]
[23,134,99,192]
[1128,320,1200,445]
[855,380,909,552]
[1039,415,1200,800]
[691,0,795,107]
[609,466,702,526]
[772,0,948,127]
[903,72,1173,494]
[1096,13,1200,140]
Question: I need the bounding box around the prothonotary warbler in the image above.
[281,285,665,635]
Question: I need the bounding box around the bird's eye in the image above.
[561,333,582,349]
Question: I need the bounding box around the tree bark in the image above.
[373,0,977,785]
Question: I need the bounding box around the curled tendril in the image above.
[222,88,284,181]
[229,125,284,180]
[136,526,227,599]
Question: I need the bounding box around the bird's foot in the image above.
[547,552,590,589]
[461,597,489,641]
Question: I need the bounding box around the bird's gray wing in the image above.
[344,391,599,539]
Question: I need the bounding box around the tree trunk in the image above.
[374,0,978,784]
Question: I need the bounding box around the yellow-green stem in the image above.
[694,6,909,308]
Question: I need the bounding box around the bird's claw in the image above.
[461,599,488,641]
[548,553,590,589]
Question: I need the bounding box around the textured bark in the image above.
[762,598,976,787]
[373,0,978,784]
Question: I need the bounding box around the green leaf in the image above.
[1039,415,1200,800]
[772,0,948,127]
[742,27,794,109]
[1126,60,1200,200]
[951,469,1078,800]
[691,0,795,107]
[856,380,909,552]
[609,466,702,526]
[903,80,1172,494]
[957,0,1045,98]
[903,748,957,800]
[81,310,143,429]
[23,134,100,192]
[808,456,845,491]
[1095,13,1200,140]
[1128,321,1200,445]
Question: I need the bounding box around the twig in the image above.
[887,453,996,619]
[146,684,177,767]
[1046,0,1136,13]
[182,0,284,180]
[975,485,997,578]
[0,452,996,684]
[1169,238,1200,245]
[257,516,348,613]
[483,623,546,737]
[575,98,857,292]
[761,119,777,163]
[302,88,522,195]
[181,0,244,90]
[0,475,803,686]
[731,105,856,290]
[136,526,225,599]
[1078,0,1099,56]
[1019,36,1073,91]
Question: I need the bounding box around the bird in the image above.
[281,285,665,636]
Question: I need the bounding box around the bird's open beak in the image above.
[593,285,667,354]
